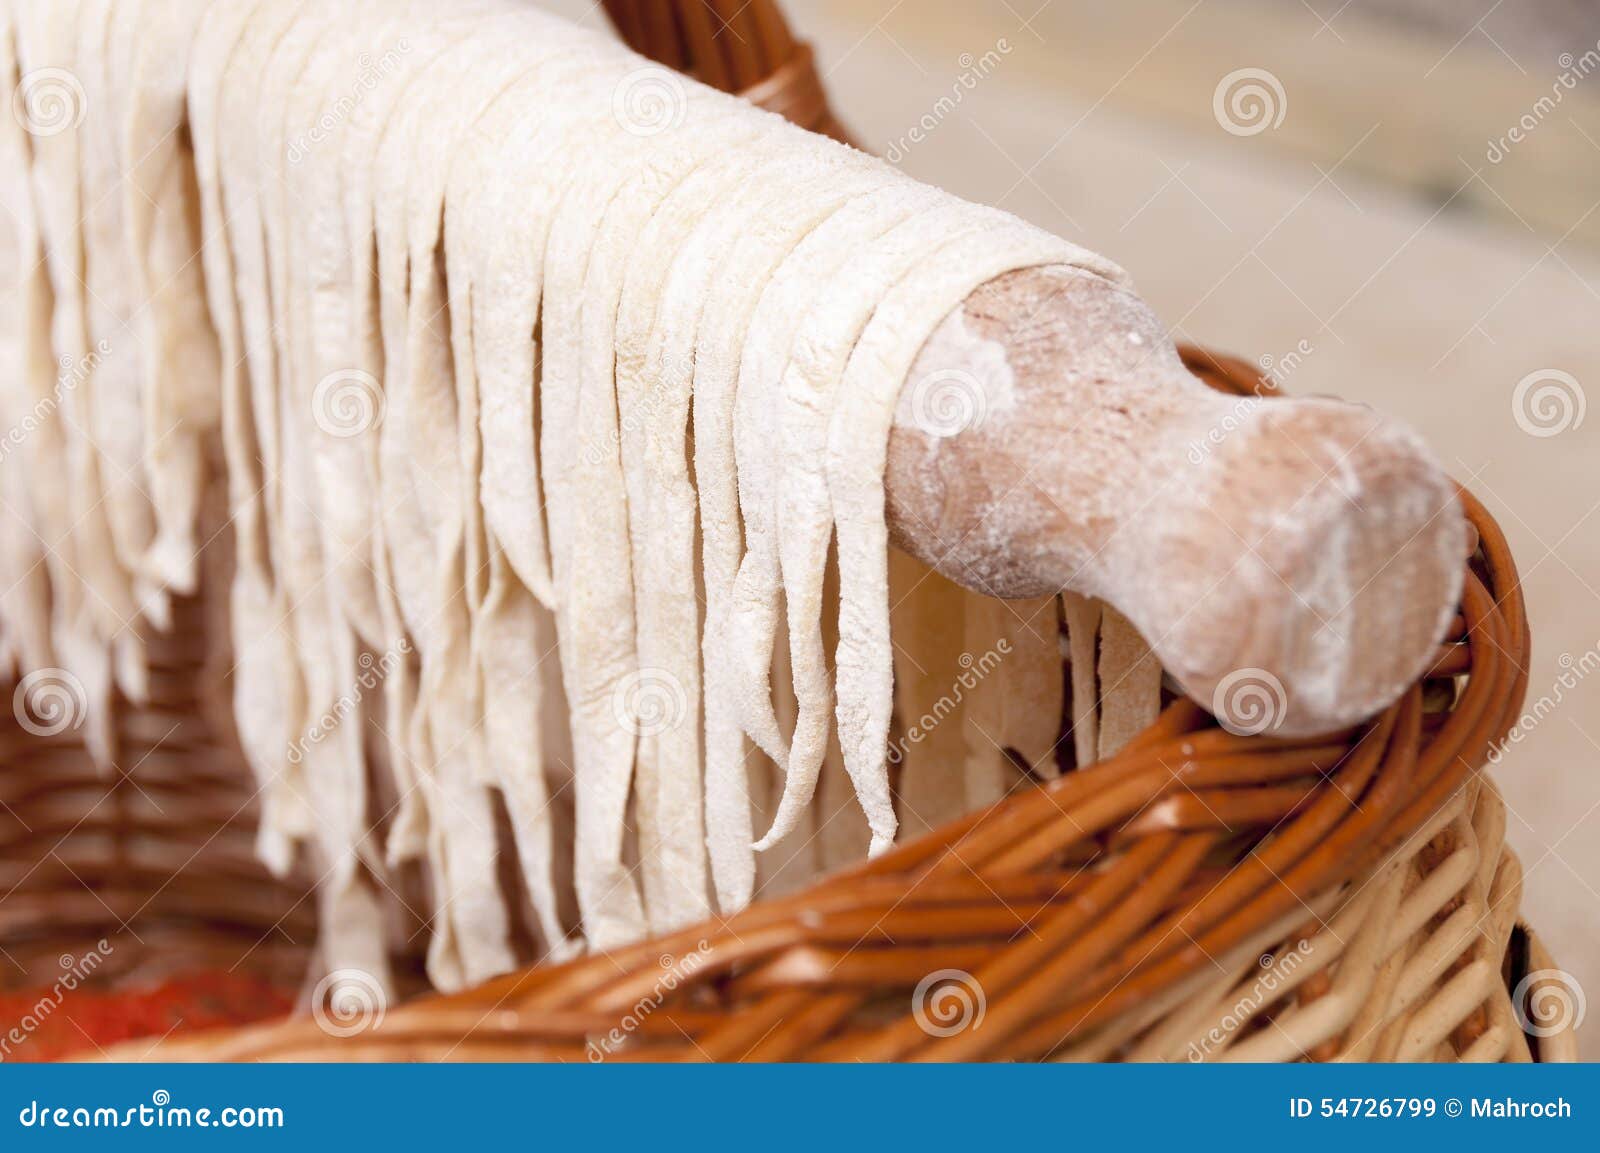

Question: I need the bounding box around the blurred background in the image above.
[551,0,1600,1051]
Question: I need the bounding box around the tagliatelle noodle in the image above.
[617,131,814,923]
[186,0,300,868]
[590,110,773,934]
[260,3,400,990]
[11,0,125,764]
[78,0,161,673]
[212,0,321,865]
[404,9,600,980]
[543,76,760,948]
[757,182,942,847]
[374,4,574,987]
[616,126,801,915]
[0,0,1184,986]
[0,8,56,677]
[398,11,594,985]
[724,152,911,791]
[764,195,989,852]
[333,7,492,871]
[124,0,220,599]
[828,218,1126,854]
[720,150,895,772]
[444,47,618,961]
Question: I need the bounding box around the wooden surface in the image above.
[888,264,1465,736]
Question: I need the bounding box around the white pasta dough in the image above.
[1,0,1166,992]
[621,128,799,913]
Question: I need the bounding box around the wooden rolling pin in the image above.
[599,2,1465,738]
[886,265,1468,737]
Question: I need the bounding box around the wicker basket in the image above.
[1,1,1577,1063]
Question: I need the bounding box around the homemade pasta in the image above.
[0,0,1160,989]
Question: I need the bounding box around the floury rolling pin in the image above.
[594,3,1464,739]
[884,265,1466,738]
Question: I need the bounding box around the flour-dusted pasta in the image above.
[1,0,1180,988]
[11,0,123,765]
[124,0,220,599]
[763,199,997,851]
[211,0,321,860]
[829,220,1121,853]
[0,7,55,678]
[621,127,800,913]
[585,111,772,935]
[763,184,945,852]
[444,48,618,960]
[720,148,894,771]
[333,4,487,870]
[80,0,159,636]
[370,3,592,987]
[187,0,299,868]
[545,82,766,948]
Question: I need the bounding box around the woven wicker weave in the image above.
[0,0,1576,1063]
[88,348,1567,1063]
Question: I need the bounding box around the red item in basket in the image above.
[0,971,295,1062]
